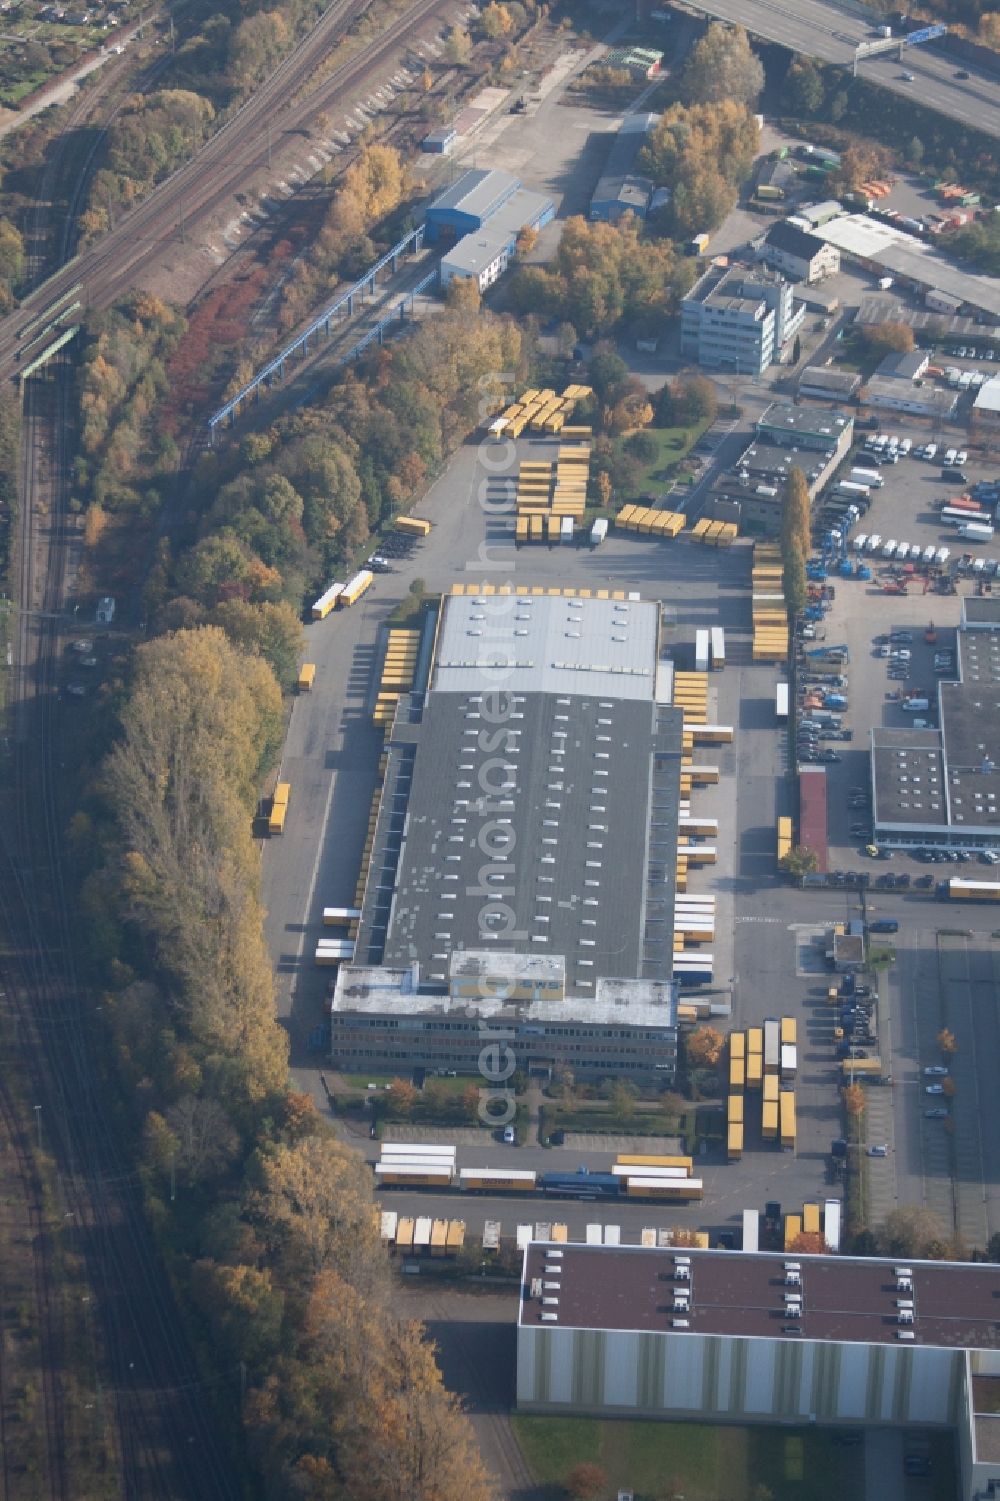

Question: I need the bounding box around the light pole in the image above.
[33,1104,41,1150]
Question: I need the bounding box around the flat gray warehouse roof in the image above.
[378,688,681,989]
[432,591,659,700]
[872,727,948,829]
[940,629,1000,824]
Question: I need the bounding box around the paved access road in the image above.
[690,0,1000,140]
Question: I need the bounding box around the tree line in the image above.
[73,625,494,1500]
[781,467,810,618]
[69,281,524,683]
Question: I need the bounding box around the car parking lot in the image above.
[830,436,1000,574]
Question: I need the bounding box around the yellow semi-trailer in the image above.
[691,725,734,743]
[763,1074,779,1104]
[747,1051,763,1090]
[841,1057,884,1076]
[803,1202,821,1236]
[395,515,432,536]
[311,581,344,619]
[446,1220,466,1254]
[728,1123,743,1161]
[780,1091,797,1151]
[625,1177,703,1201]
[616,1155,693,1171]
[762,1099,778,1140]
[338,569,374,607]
[395,1217,415,1253]
[946,879,1000,901]
[268,782,291,834]
[297,662,316,691]
[728,1095,743,1125]
[430,1219,449,1256]
[687,766,720,784]
[730,1057,745,1090]
[459,1169,537,1193]
[730,1032,746,1060]
[781,1016,797,1046]
[783,1213,802,1250]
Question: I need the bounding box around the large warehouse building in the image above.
[871,599,1000,853]
[329,587,690,1082]
[516,1242,1000,1501]
[425,168,555,293]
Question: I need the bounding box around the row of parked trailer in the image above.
[311,568,374,620]
[372,1146,705,1201]
[693,627,726,672]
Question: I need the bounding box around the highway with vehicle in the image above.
[687,0,1000,140]
[0,0,452,382]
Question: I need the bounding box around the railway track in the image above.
[0,1054,68,1499]
[0,0,452,375]
[1,367,240,1499]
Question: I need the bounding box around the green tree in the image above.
[673,374,718,427]
[444,24,471,64]
[608,1079,637,1121]
[787,60,824,116]
[679,22,764,107]
[212,599,305,689]
[779,844,819,881]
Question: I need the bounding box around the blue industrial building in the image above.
[426,168,555,293]
[425,168,523,244]
[589,112,659,224]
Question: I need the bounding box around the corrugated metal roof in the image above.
[427,167,520,220]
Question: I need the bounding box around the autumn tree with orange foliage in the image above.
[686,1025,724,1067]
[787,1231,828,1255]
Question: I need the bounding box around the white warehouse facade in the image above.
[517,1243,1000,1500]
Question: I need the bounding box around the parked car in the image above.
[924,1108,948,1119]
[868,1144,889,1157]
[924,1084,945,1095]
[924,1065,949,1076]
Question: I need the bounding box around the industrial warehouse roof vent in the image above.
[897,1329,915,1341]
[671,1318,690,1329]
[785,1270,801,1287]
[530,1278,543,1299]
[898,1309,914,1325]
[894,1266,913,1278]
[897,1276,913,1294]
[784,1261,800,1272]
[540,1312,559,1322]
